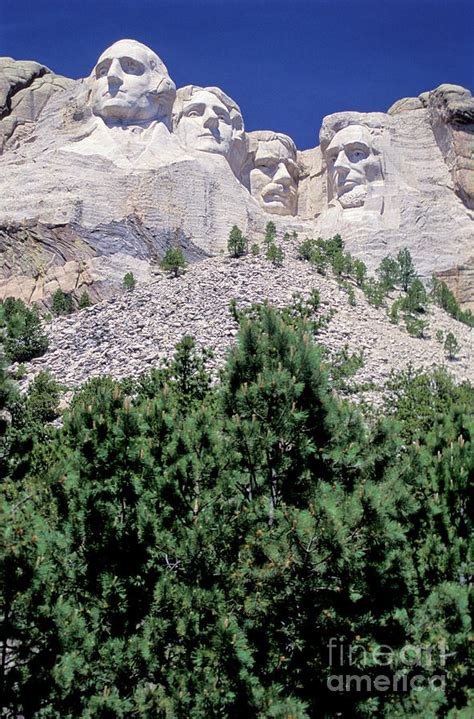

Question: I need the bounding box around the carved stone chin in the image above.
[338,185,368,208]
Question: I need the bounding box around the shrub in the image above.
[363,277,386,307]
[352,258,367,287]
[297,237,318,261]
[431,277,474,327]
[250,243,260,256]
[26,370,62,424]
[435,329,444,343]
[444,332,459,359]
[264,220,277,245]
[388,299,401,324]
[401,278,428,314]
[227,225,247,257]
[266,243,284,266]
[405,315,429,338]
[160,248,187,278]
[51,289,74,316]
[1,298,48,362]
[78,291,92,309]
[122,272,137,290]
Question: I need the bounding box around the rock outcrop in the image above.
[0,40,472,309]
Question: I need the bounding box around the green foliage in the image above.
[282,231,290,242]
[404,315,429,338]
[353,258,367,287]
[388,299,401,324]
[396,248,417,291]
[250,242,260,256]
[323,344,365,392]
[1,301,472,717]
[401,278,429,314]
[377,255,400,290]
[431,277,474,327]
[436,328,444,343]
[24,370,62,424]
[264,220,277,245]
[122,271,137,290]
[383,364,474,442]
[266,242,284,266]
[78,290,92,309]
[363,277,386,307]
[51,289,74,316]
[227,224,248,257]
[1,297,49,362]
[444,331,459,360]
[340,279,356,305]
[161,247,187,278]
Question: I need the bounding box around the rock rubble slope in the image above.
[22,244,473,396]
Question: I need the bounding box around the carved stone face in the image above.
[325,125,382,208]
[175,90,234,157]
[250,138,298,215]
[89,40,175,124]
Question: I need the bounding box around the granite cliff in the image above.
[0,40,473,310]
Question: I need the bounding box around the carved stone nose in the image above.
[107,58,123,84]
[334,151,351,173]
[274,162,291,184]
[203,110,219,127]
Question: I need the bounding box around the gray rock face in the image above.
[0,43,472,311]
[0,57,74,152]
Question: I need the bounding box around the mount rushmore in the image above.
[0,39,473,308]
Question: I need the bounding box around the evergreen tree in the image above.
[444,331,459,359]
[397,248,417,291]
[353,258,367,287]
[122,271,137,290]
[161,247,187,277]
[227,224,247,257]
[51,289,74,316]
[401,277,428,313]
[2,298,49,362]
[264,220,277,245]
[78,290,92,309]
[377,255,400,290]
[265,242,284,266]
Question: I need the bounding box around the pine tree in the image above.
[78,290,92,309]
[265,242,284,266]
[377,255,400,290]
[161,247,187,277]
[264,220,277,245]
[52,289,74,316]
[2,298,49,362]
[122,271,137,290]
[227,224,248,257]
[444,331,459,359]
[397,247,417,291]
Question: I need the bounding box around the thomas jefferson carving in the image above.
[172,85,247,177]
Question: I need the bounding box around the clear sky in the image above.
[1,0,473,149]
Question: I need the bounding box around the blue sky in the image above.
[1,0,473,149]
